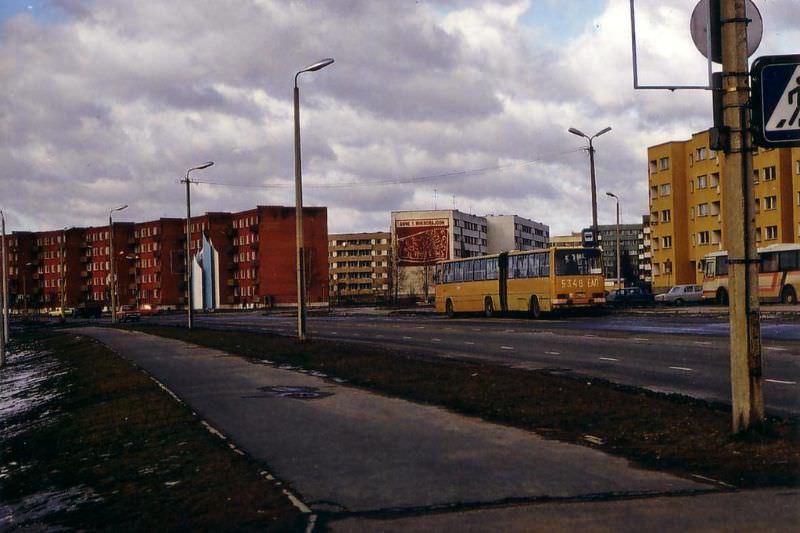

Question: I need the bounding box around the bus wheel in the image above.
[446,299,455,318]
[781,286,797,305]
[484,297,495,318]
[716,288,729,306]
[529,296,541,319]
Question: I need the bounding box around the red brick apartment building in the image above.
[3,206,328,312]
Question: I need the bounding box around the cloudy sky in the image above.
[0,0,797,235]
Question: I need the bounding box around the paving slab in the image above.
[76,328,709,514]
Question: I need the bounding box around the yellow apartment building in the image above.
[648,131,799,291]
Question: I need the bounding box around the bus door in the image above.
[499,252,508,312]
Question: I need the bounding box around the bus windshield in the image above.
[555,249,602,276]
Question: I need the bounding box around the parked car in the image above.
[655,284,704,306]
[139,304,161,316]
[73,302,103,319]
[47,307,74,318]
[118,305,141,322]
[606,287,655,307]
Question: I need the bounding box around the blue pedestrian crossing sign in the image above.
[751,54,800,148]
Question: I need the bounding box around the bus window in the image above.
[716,255,728,276]
[453,262,463,282]
[555,249,600,276]
[779,250,799,271]
[433,267,440,285]
[486,258,498,280]
[474,259,486,281]
[463,260,474,281]
[535,252,549,277]
[760,253,779,273]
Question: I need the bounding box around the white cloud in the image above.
[0,0,796,236]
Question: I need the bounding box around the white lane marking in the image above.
[693,341,713,346]
[464,341,475,345]
[402,336,413,340]
[500,345,514,350]
[416,326,425,329]
[331,331,338,335]
[669,366,694,372]
[504,329,516,333]
[599,357,619,362]
[545,351,560,355]
[632,337,649,341]
[471,328,481,332]
[432,338,442,342]
[765,379,796,385]
[764,347,788,352]
[583,334,597,338]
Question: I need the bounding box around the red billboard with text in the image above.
[395,218,450,266]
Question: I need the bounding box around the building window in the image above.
[662,236,672,249]
[763,166,776,181]
[659,157,670,170]
[710,173,720,188]
[796,160,800,175]
[697,175,707,189]
[659,183,671,196]
[696,147,707,161]
[650,185,658,200]
[698,231,710,245]
[754,198,760,213]
[765,225,778,240]
[697,203,709,216]
[660,210,671,223]
[765,196,777,210]
[753,169,760,184]
[649,160,657,173]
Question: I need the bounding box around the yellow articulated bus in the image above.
[700,243,800,305]
[434,247,605,318]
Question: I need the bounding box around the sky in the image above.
[0,0,797,236]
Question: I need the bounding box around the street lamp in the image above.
[182,161,214,330]
[606,192,622,291]
[108,204,128,324]
[294,57,334,342]
[568,126,612,246]
[1,209,7,342]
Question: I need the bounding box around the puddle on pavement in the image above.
[253,385,333,400]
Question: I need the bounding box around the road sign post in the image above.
[751,54,800,148]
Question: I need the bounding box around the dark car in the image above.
[606,287,655,307]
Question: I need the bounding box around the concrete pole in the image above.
[615,200,621,290]
[2,211,8,339]
[61,228,66,313]
[720,0,763,432]
[588,140,599,244]
[185,176,193,330]
[0,211,5,367]
[294,83,308,342]
[109,215,116,324]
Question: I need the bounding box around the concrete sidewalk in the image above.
[74,328,798,530]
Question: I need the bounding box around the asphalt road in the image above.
[143,310,800,416]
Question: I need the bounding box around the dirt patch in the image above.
[0,330,304,531]
[126,324,800,489]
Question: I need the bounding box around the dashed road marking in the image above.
[599,357,619,362]
[693,341,713,346]
[764,347,788,352]
[669,366,694,372]
[402,336,413,340]
[583,334,597,338]
[545,351,560,355]
[471,328,482,332]
[501,345,514,350]
[765,379,796,385]
[632,337,649,341]
[416,326,425,329]
[331,331,338,335]
[432,338,442,342]
[464,341,475,345]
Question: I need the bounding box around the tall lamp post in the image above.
[294,57,334,342]
[108,205,128,324]
[606,192,621,290]
[182,161,214,330]
[0,209,5,366]
[568,126,612,245]
[1,210,7,340]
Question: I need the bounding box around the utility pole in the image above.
[720,0,763,432]
[0,210,6,367]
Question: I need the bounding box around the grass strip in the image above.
[1,330,304,531]
[127,324,799,489]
